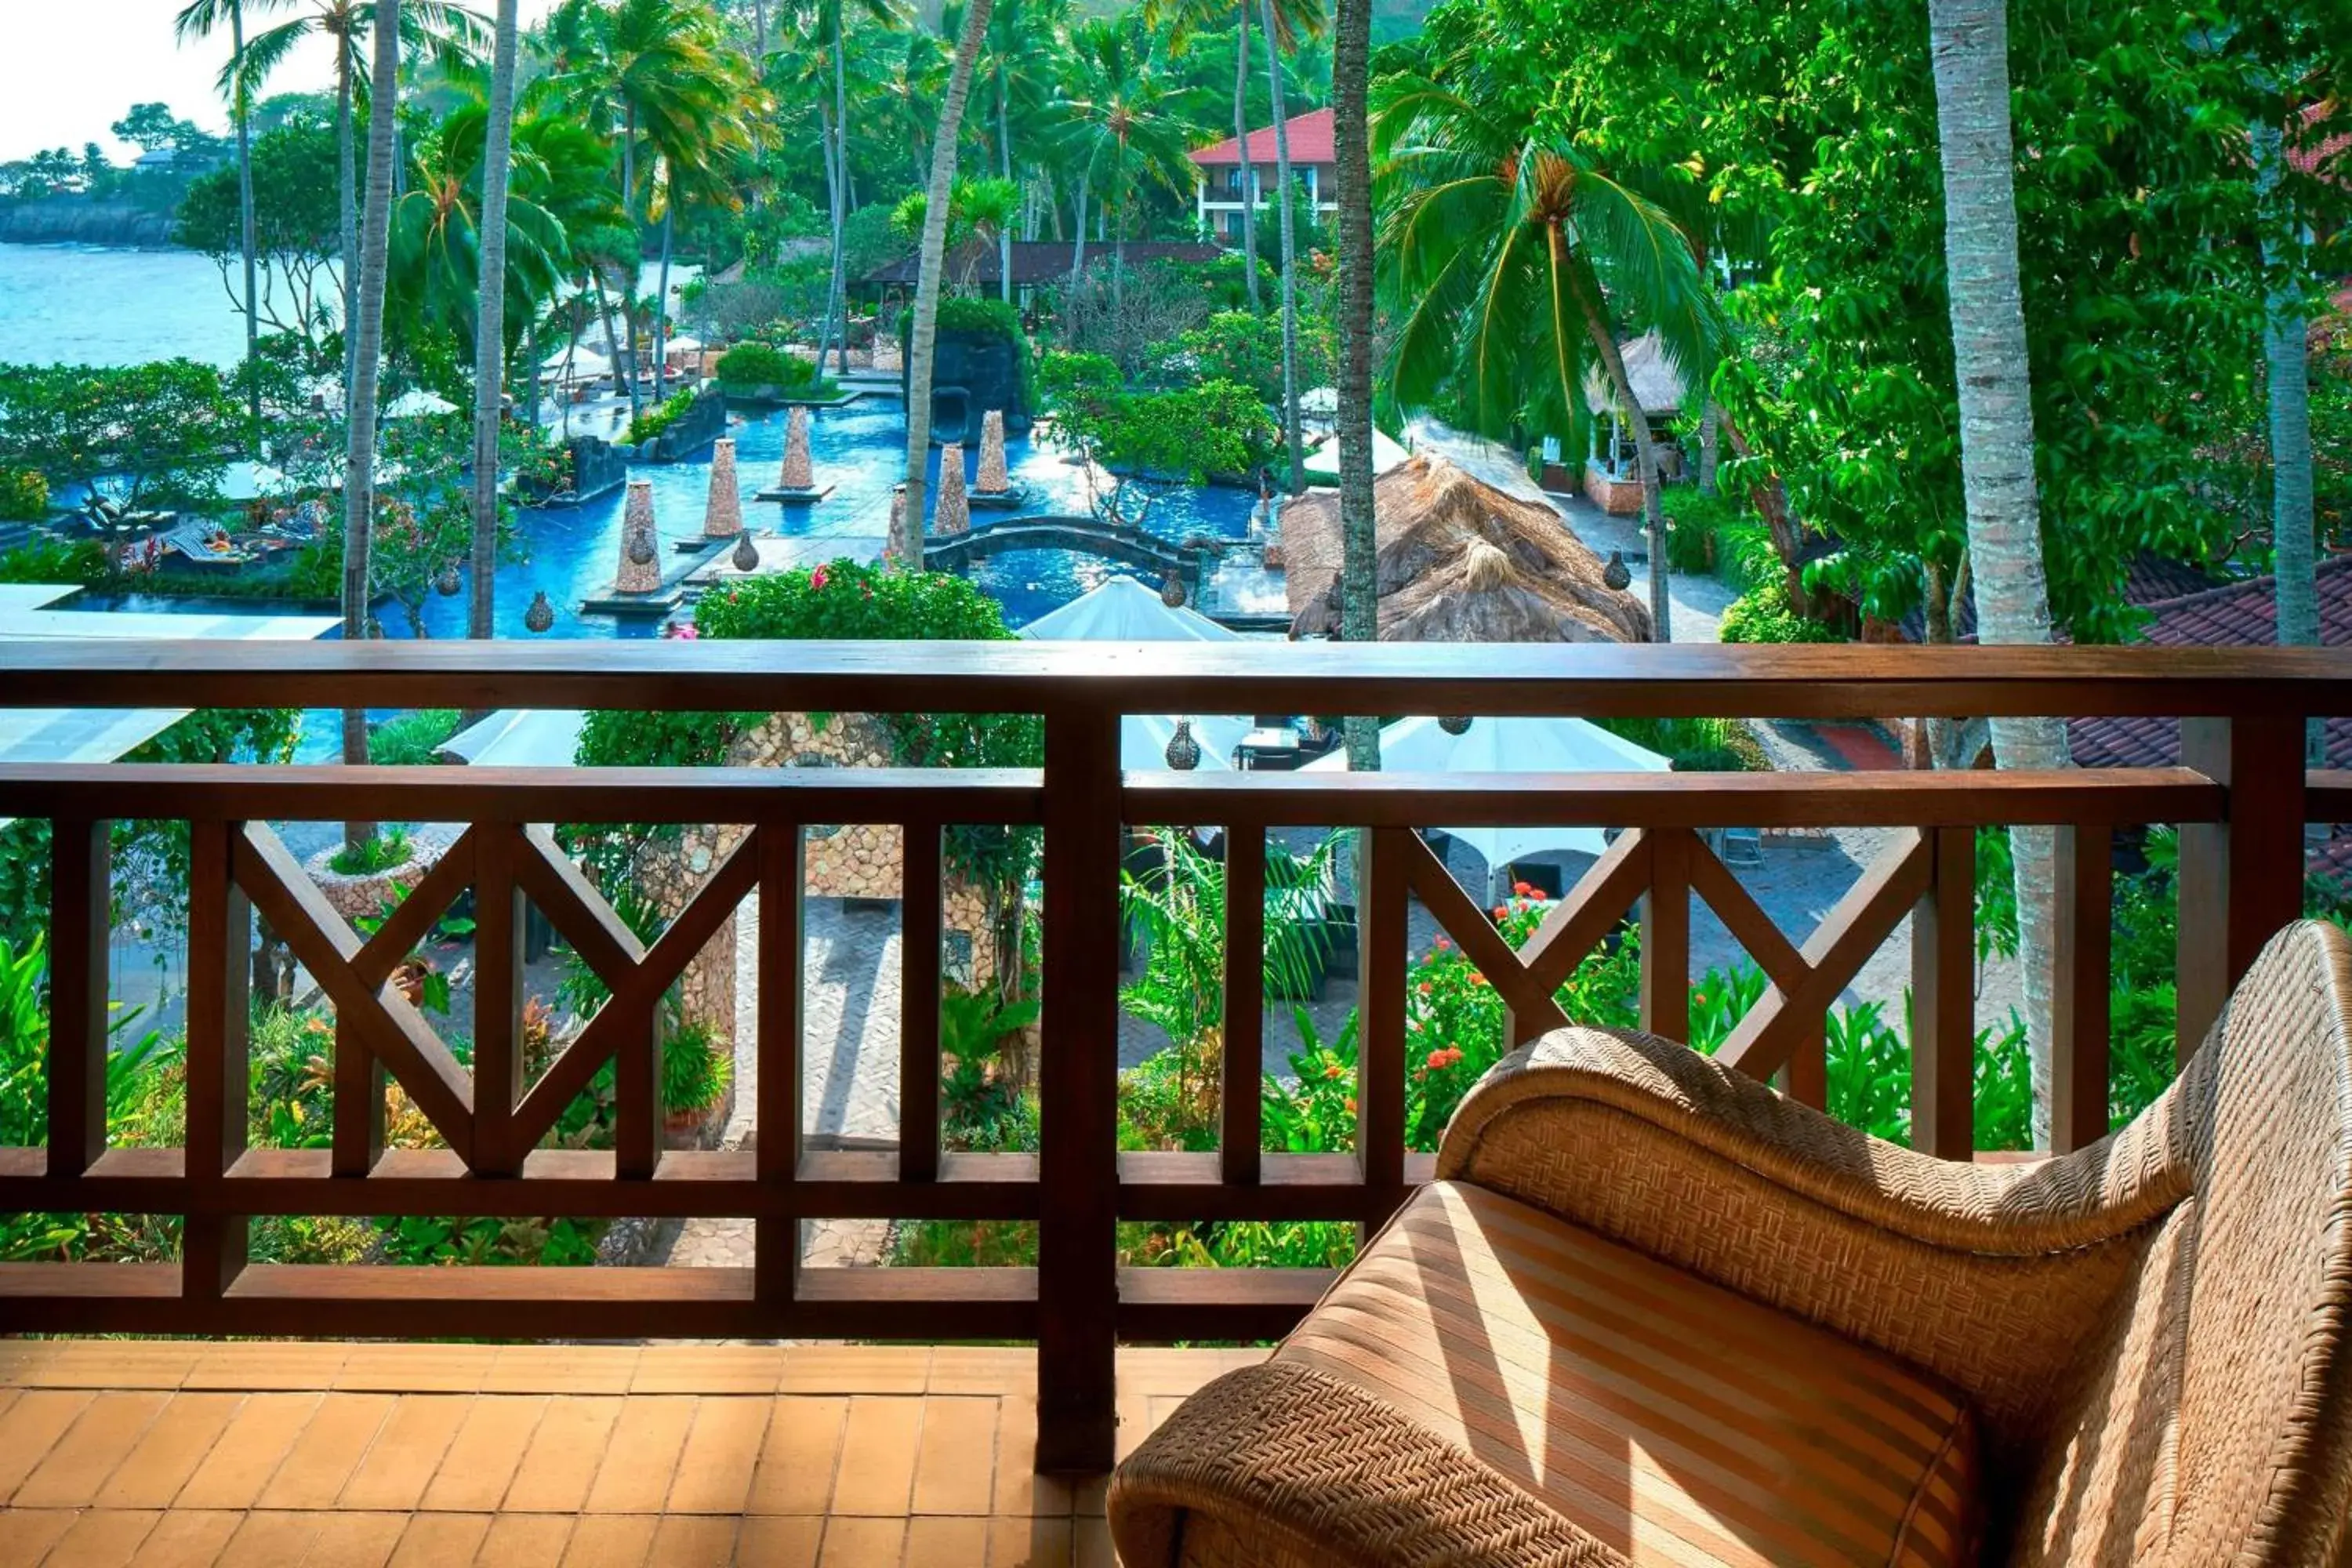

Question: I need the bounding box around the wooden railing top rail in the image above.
[8,639,2352,720]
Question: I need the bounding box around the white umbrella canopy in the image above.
[385,387,456,419]
[1120,713,1252,772]
[1303,714,1671,866]
[1017,575,1240,643]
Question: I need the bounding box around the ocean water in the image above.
[0,243,250,368]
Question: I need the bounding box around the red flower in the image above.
[1433,936,1450,951]
[1415,982,1432,996]
[1512,881,1534,897]
[1425,1046,1464,1072]
[1492,905,1508,920]
[1322,1062,1345,1080]
[1468,972,1488,988]
[1344,1097,1357,1116]
[810,564,830,590]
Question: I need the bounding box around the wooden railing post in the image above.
[900,824,944,1184]
[1360,829,1410,1214]
[2178,717,2306,1063]
[2052,825,2113,1153]
[754,823,804,1316]
[183,819,251,1302]
[45,819,110,1176]
[1909,826,1975,1159]
[470,827,524,1177]
[1221,826,1265,1186]
[1036,706,1120,1472]
[1640,828,1691,1044]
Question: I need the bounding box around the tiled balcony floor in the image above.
[0,1341,1257,1566]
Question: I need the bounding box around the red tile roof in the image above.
[2069,555,2352,769]
[1189,108,1336,168]
[2289,102,2349,181]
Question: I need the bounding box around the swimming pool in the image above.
[400,397,1269,640]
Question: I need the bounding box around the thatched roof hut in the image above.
[1581,329,1689,419]
[1281,452,1653,643]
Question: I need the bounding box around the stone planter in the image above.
[303,836,444,924]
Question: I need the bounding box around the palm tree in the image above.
[227,0,485,400]
[173,0,263,445]
[823,0,908,371]
[898,0,996,560]
[1926,0,2068,1146]
[967,0,1065,307]
[1374,77,1718,640]
[1053,16,1203,301]
[470,0,521,641]
[389,107,567,336]
[342,0,405,850]
[1330,0,1374,768]
[1260,0,1301,492]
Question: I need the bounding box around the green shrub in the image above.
[370,710,460,766]
[1720,579,1841,644]
[1594,715,1768,771]
[624,387,699,446]
[0,467,48,521]
[715,341,821,393]
[661,1019,733,1113]
[328,828,412,877]
[0,536,109,586]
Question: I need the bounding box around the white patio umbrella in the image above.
[1302,713,1671,869]
[1021,577,1250,771]
[386,387,456,419]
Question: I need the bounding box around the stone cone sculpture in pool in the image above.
[780,407,815,491]
[976,410,1010,494]
[935,443,971,535]
[615,479,663,594]
[703,438,742,537]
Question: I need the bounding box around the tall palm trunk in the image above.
[618,109,644,422]
[469,0,521,643]
[1570,263,1672,640]
[1261,0,1302,494]
[898,0,996,561]
[1333,0,1377,769]
[812,101,842,368]
[830,17,852,375]
[1232,3,1259,311]
[592,268,627,416]
[996,62,1014,306]
[342,0,401,851]
[654,203,676,401]
[1697,401,1720,495]
[1069,180,1088,280]
[338,47,358,402]
[2255,118,2318,763]
[1929,0,2068,1147]
[232,2,261,447]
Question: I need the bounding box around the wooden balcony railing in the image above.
[0,639,2347,1471]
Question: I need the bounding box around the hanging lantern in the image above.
[731,529,760,572]
[1163,718,1201,771]
[1602,549,1632,591]
[434,563,462,597]
[1439,714,1474,736]
[1160,571,1187,608]
[627,527,656,566]
[524,590,555,633]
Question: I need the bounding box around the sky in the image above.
[0,0,563,165]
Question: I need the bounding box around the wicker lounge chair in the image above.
[1111,920,2352,1566]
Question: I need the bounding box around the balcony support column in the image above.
[2178,717,2306,1064]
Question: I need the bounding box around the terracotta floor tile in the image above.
[183,1345,349,1392]
[28,1343,198,1392]
[473,1512,574,1568]
[0,1507,80,1563]
[337,1397,472,1512]
[779,1347,928,1396]
[988,1402,1071,1520]
[828,1397,923,1517]
[1072,1516,1116,1568]
[630,1347,782,1396]
[815,1517,905,1568]
[0,1389,99,1498]
[926,1349,1033,1397]
[96,1395,243,1509]
[910,1397,998,1516]
[644,1514,737,1567]
[214,1510,324,1566]
[502,1397,622,1514]
[174,1394,321,1511]
[14,1391,172,1508]
[386,1511,492,1568]
[662,1397,769,1515]
[253,1394,393,1511]
[485,1348,638,1396]
[746,1396,848,1515]
[557,1513,656,1568]
[125,1508,241,1567]
[297,1509,406,1568]
[904,1515,989,1567]
[581,1396,695,1513]
[336,1345,494,1396]
[42,1507,161,1568]
[732,1517,822,1567]
[985,1516,1073,1568]
[418,1396,547,1513]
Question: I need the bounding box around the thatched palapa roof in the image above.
[1581,329,1689,419]
[1281,453,1652,644]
